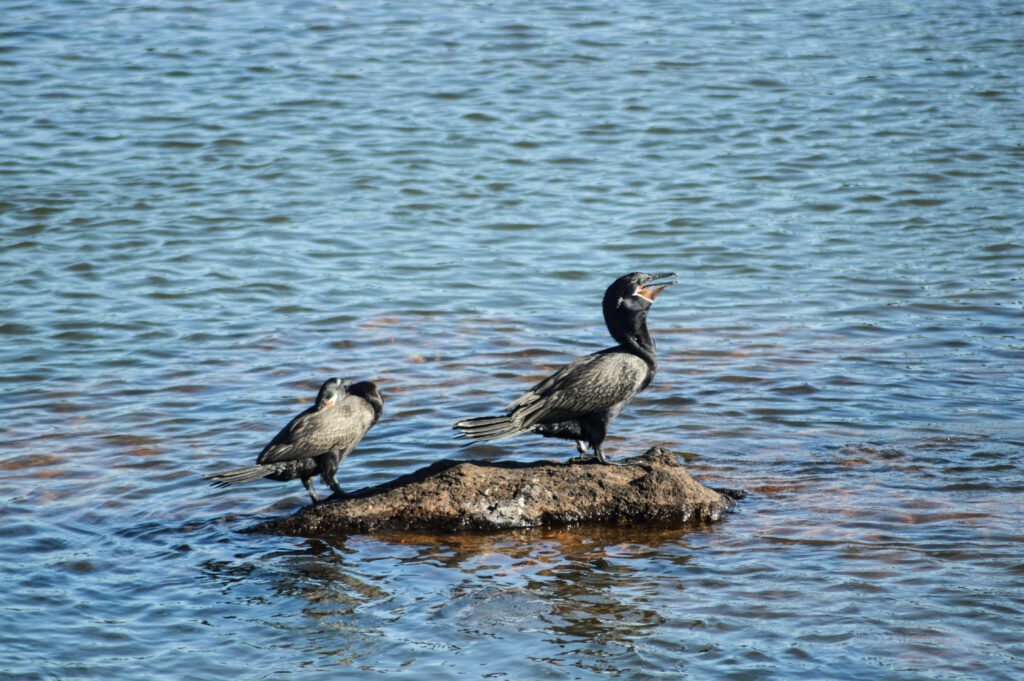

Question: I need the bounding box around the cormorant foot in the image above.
[572,451,622,465]
[593,450,621,465]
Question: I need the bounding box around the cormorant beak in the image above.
[637,272,678,301]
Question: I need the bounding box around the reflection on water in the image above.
[3,0,1024,679]
[230,528,706,675]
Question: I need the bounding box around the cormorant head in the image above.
[603,271,677,314]
[315,377,351,410]
[602,272,677,346]
[348,381,384,423]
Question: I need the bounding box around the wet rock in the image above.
[255,447,737,536]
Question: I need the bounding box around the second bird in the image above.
[454,272,677,464]
[207,378,383,503]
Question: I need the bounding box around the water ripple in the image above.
[2,1,1023,680]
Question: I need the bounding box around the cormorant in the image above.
[207,377,384,503]
[453,272,676,464]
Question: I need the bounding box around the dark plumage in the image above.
[207,378,384,503]
[453,272,676,464]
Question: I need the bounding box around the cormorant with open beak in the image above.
[453,272,676,464]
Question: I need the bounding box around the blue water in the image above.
[2,1,1023,679]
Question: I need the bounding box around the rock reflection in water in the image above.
[221,527,704,674]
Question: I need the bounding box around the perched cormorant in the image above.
[207,377,384,503]
[453,272,676,464]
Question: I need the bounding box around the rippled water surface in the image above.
[3,1,1023,679]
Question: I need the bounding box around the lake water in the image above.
[2,1,1023,679]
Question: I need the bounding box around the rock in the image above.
[254,447,737,536]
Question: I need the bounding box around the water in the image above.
[2,1,1023,678]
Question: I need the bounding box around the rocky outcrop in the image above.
[255,447,738,536]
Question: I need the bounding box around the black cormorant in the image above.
[453,272,676,464]
[207,377,384,503]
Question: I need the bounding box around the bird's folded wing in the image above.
[508,352,648,427]
[257,399,372,464]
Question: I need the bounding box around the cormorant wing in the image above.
[256,396,375,464]
[506,350,649,426]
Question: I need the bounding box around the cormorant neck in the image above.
[350,382,384,424]
[607,309,657,367]
[367,395,383,424]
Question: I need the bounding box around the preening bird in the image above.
[207,377,383,503]
[453,272,676,464]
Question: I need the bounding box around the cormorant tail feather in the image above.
[453,415,531,441]
[206,464,272,487]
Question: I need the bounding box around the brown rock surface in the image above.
[256,446,737,536]
[255,447,737,536]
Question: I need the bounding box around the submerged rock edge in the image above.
[254,447,736,536]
